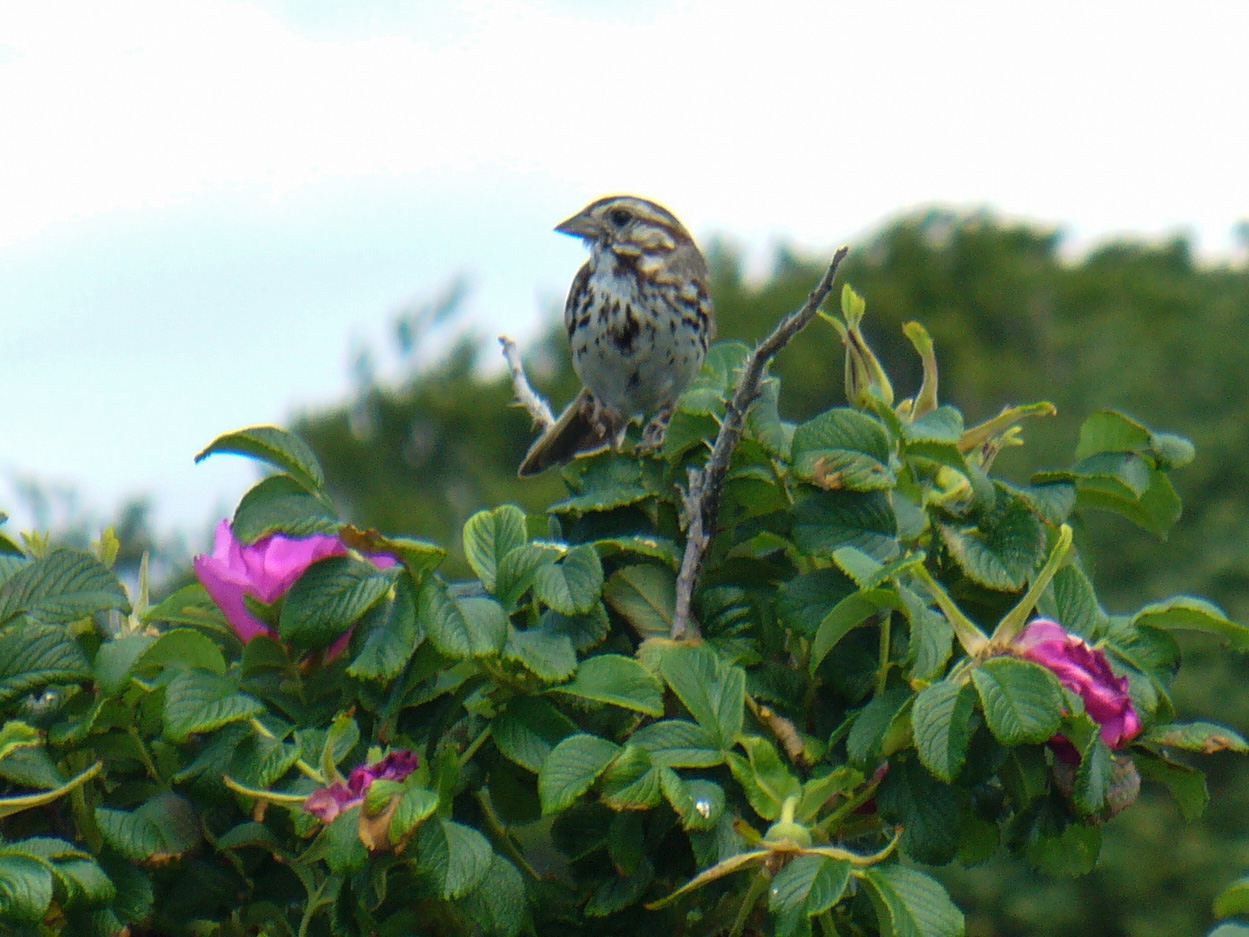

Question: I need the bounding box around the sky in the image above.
[2,0,1246,544]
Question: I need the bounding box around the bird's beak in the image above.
[554,210,601,239]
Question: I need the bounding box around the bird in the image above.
[518,195,715,476]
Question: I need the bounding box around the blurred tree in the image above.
[294,209,1249,936]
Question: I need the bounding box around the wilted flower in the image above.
[1015,618,1142,750]
[303,751,419,823]
[194,520,395,655]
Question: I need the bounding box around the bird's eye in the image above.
[609,208,632,227]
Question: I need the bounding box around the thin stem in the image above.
[250,717,325,784]
[876,612,893,696]
[672,247,850,639]
[728,870,770,937]
[498,335,555,429]
[459,724,492,768]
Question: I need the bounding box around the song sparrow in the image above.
[519,195,715,476]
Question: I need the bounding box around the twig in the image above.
[671,247,850,640]
[498,334,555,430]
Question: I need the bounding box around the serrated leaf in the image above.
[230,474,339,543]
[503,626,577,682]
[346,580,423,681]
[463,506,527,594]
[1135,750,1208,820]
[93,635,157,697]
[538,734,620,814]
[135,627,226,675]
[777,567,857,638]
[0,623,92,707]
[1132,597,1249,649]
[631,720,723,768]
[600,745,662,810]
[769,854,852,920]
[162,669,264,743]
[0,761,102,821]
[95,793,202,863]
[195,425,326,493]
[603,565,675,638]
[793,489,899,562]
[912,680,975,782]
[419,580,507,659]
[278,556,395,650]
[1074,731,1113,816]
[937,492,1045,592]
[0,855,54,922]
[534,545,604,615]
[860,864,964,937]
[0,549,130,627]
[877,757,961,865]
[495,543,560,610]
[493,697,579,773]
[1144,722,1249,754]
[389,785,439,842]
[461,853,527,937]
[1025,822,1101,876]
[791,408,896,490]
[415,819,493,899]
[972,657,1064,746]
[658,645,745,749]
[552,654,663,716]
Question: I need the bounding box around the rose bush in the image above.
[0,282,1244,937]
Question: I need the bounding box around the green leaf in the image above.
[0,855,54,922]
[937,490,1046,592]
[972,657,1064,746]
[0,623,92,707]
[461,854,527,937]
[495,543,560,610]
[657,645,745,749]
[1132,596,1249,649]
[603,565,675,638]
[860,864,964,937]
[162,669,265,744]
[846,686,912,768]
[492,698,578,773]
[905,406,964,444]
[416,818,493,899]
[810,589,897,673]
[389,784,440,842]
[135,627,226,675]
[0,722,40,763]
[463,505,527,594]
[777,567,857,639]
[552,654,663,716]
[278,555,395,650]
[1143,722,1249,754]
[661,772,726,831]
[503,626,577,682]
[678,341,749,414]
[1073,409,1151,459]
[631,719,723,768]
[93,634,157,697]
[0,549,130,627]
[791,408,896,490]
[95,793,202,862]
[600,745,663,810]
[534,545,604,615]
[0,762,102,821]
[793,489,899,562]
[230,474,339,543]
[728,736,800,821]
[1026,822,1101,876]
[912,680,975,782]
[418,580,508,659]
[1074,731,1113,816]
[378,535,447,578]
[770,854,852,923]
[538,734,620,814]
[1214,876,1249,920]
[1039,564,1109,641]
[346,581,423,682]
[874,754,959,864]
[195,425,326,494]
[1135,751,1208,820]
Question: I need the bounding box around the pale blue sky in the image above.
[2,0,1246,540]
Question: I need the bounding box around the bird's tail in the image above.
[518,389,618,477]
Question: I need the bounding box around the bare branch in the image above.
[671,246,850,640]
[498,334,555,430]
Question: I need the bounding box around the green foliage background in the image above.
[291,210,1249,937]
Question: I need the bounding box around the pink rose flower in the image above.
[303,751,419,823]
[1015,618,1142,751]
[194,520,395,657]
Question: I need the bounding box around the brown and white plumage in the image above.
[519,196,715,476]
